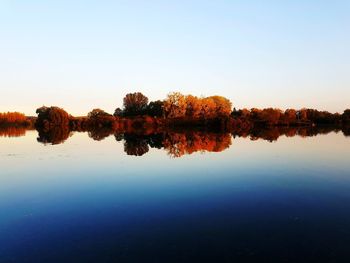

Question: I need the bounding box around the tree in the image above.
[114,108,123,117]
[297,109,308,122]
[164,92,187,119]
[250,108,262,121]
[209,95,232,117]
[259,108,282,125]
[35,106,70,129]
[200,97,216,119]
[87,109,115,127]
[185,95,201,119]
[343,109,350,123]
[123,92,149,116]
[88,109,111,119]
[283,109,297,124]
[146,100,164,117]
[0,112,27,125]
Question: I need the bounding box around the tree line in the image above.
[233,108,350,126]
[114,92,232,119]
[34,92,350,130]
[0,112,32,127]
[1,92,349,130]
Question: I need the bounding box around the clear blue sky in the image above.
[0,0,349,115]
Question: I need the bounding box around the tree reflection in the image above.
[123,134,150,156]
[31,126,349,154]
[119,133,164,156]
[342,126,350,137]
[163,132,232,157]
[0,127,28,137]
[234,126,343,142]
[37,126,71,145]
[114,131,231,157]
[88,128,114,141]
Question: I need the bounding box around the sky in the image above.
[0,0,349,116]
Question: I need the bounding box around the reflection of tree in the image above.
[32,125,348,154]
[147,133,163,149]
[233,126,343,142]
[116,133,164,156]
[114,133,124,142]
[37,126,71,145]
[123,134,149,156]
[0,127,28,137]
[249,128,281,142]
[163,132,232,158]
[88,128,114,141]
[114,126,346,158]
[343,126,350,137]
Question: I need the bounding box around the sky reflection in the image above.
[0,130,349,262]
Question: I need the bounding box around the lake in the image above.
[0,128,350,262]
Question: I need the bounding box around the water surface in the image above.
[0,129,349,262]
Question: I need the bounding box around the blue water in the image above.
[0,131,349,262]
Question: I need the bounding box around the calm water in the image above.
[0,129,350,262]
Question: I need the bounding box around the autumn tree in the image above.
[200,97,216,119]
[185,95,201,119]
[232,108,250,119]
[283,109,297,124]
[87,109,115,127]
[35,106,70,129]
[297,109,308,122]
[146,100,164,117]
[0,112,27,125]
[249,108,282,125]
[114,108,123,117]
[209,96,232,117]
[164,92,187,119]
[260,108,282,125]
[123,92,149,116]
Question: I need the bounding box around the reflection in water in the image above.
[115,133,164,156]
[88,128,114,141]
[124,134,150,156]
[245,126,343,142]
[3,125,348,155]
[0,126,29,137]
[343,126,350,136]
[0,124,350,263]
[163,132,232,157]
[37,126,72,145]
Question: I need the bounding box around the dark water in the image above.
[0,129,350,262]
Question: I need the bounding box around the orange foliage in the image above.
[164,92,232,120]
[36,106,70,128]
[0,112,27,124]
[0,127,27,137]
[163,132,232,158]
